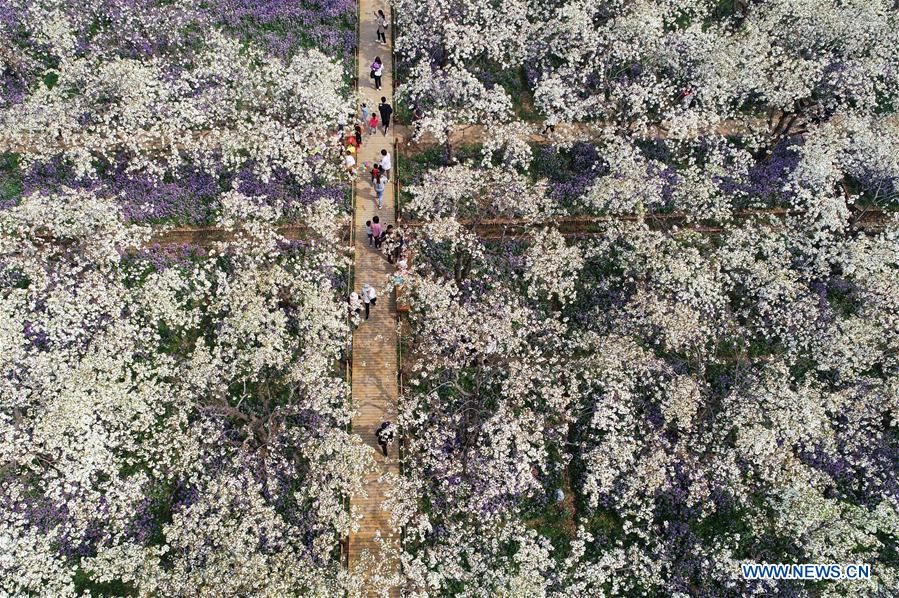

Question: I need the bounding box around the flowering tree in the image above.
[388,151,899,592]
[531,0,899,139]
[1,0,356,227]
[393,0,536,159]
[394,0,899,154]
[1,27,348,182]
[0,190,373,594]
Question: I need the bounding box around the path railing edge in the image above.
[342,0,362,570]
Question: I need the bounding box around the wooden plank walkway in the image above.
[348,0,401,594]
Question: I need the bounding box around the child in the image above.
[374,174,386,210]
[354,123,363,148]
[368,112,379,136]
[344,150,356,174]
[365,220,373,246]
[370,163,381,185]
[360,103,369,124]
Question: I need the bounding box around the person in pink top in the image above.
[368,112,379,135]
[370,215,382,245]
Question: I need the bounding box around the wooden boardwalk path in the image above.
[348,0,401,593]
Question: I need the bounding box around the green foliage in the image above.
[0,153,22,205]
[42,71,59,90]
[73,568,138,596]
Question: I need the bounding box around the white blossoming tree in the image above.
[0,190,374,594]
[1,3,350,184]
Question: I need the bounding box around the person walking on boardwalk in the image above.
[344,150,356,175]
[374,173,386,209]
[371,57,383,90]
[378,97,393,135]
[362,283,377,319]
[371,215,382,246]
[375,10,389,44]
[353,123,363,148]
[376,421,395,456]
[371,216,384,249]
[378,148,392,180]
[368,111,379,136]
[365,219,374,246]
[360,102,369,125]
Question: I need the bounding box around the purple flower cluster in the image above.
[131,243,208,272]
[12,155,349,226]
[733,140,801,204]
[205,0,356,64]
[536,143,606,210]
[19,158,219,225]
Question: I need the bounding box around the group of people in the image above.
[348,283,378,322]
[342,98,393,179]
[364,216,404,262]
[359,97,392,137]
[370,10,389,89]
[346,8,401,461]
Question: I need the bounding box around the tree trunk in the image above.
[453,251,471,285]
[444,131,456,165]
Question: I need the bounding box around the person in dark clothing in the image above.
[378,97,393,135]
[376,421,395,456]
[353,123,363,148]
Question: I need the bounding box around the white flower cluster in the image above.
[2,18,348,183]
[390,162,899,592]
[0,191,373,594]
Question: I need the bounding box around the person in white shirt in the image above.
[361,283,378,319]
[375,421,395,456]
[344,150,356,174]
[379,149,392,180]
